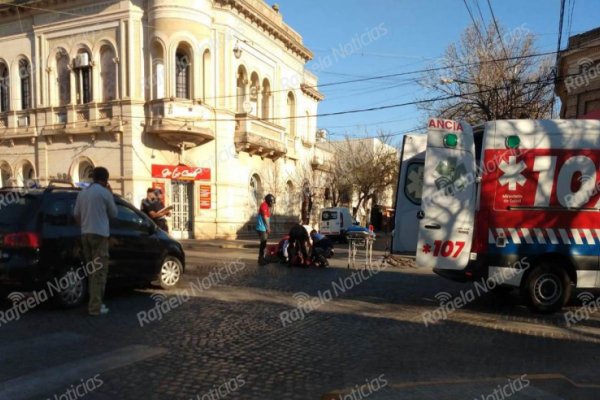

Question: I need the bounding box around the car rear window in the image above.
[43,196,77,226]
[322,211,338,221]
[0,192,39,229]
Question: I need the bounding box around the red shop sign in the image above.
[151,164,211,181]
[199,185,211,209]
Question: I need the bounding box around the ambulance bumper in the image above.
[433,261,486,282]
[433,268,471,282]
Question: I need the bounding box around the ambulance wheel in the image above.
[522,264,571,314]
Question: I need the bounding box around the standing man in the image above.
[256,194,275,265]
[74,167,118,316]
[141,188,170,232]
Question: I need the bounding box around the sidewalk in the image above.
[179,238,260,251]
[179,232,392,252]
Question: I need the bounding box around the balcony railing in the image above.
[0,102,124,142]
[235,113,286,159]
[0,110,36,140]
[146,98,215,148]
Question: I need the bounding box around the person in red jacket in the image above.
[256,194,275,265]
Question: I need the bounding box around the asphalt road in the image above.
[1,244,600,399]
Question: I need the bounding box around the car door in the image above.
[320,210,338,235]
[110,201,162,281]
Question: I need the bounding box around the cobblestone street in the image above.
[1,245,600,399]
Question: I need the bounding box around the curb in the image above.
[180,242,261,251]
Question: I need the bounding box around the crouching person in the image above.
[288,224,311,268]
[310,230,334,258]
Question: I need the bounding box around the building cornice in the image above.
[214,0,313,62]
[300,83,324,102]
[0,0,70,18]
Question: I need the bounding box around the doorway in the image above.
[170,181,193,239]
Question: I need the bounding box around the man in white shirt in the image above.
[74,167,118,316]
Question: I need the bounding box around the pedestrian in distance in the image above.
[141,188,171,232]
[256,194,275,265]
[73,167,118,316]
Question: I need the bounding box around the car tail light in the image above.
[3,232,41,249]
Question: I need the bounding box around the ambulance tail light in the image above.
[443,133,458,148]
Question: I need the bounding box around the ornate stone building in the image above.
[0,0,325,239]
[556,27,600,119]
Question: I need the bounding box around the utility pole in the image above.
[551,0,566,119]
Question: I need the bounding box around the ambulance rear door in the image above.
[416,119,477,271]
[391,134,427,255]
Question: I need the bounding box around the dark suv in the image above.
[0,186,185,307]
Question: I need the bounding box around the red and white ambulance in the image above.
[415,118,600,313]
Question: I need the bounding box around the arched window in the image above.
[249,174,262,211]
[287,92,296,138]
[175,44,191,99]
[17,161,35,187]
[0,162,12,188]
[77,159,94,184]
[19,59,31,110]
[56,50,71,106]
[74,49,92,104]
[249,72,259,116]
[0,62,9,112]
[261,79,271,120]
[236,65,248,113]
[285,180,294,214]
[202,49,211,104]
[100,45,117,102]
[151,42,165,99]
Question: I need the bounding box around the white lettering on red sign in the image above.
[161,167,205,180]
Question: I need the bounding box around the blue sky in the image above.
[270,0,599,144]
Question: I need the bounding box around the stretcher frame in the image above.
[346,234,375,269]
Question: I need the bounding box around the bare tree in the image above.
[283,161,316,224]
[330,133,399,220]
[419,22,554,124]
[262,159,284,202]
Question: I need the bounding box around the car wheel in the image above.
[55,270,87,308]
[521,264,571,314]
[159,256,183,289]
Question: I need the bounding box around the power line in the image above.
[486,0,510,60]
[566,0,576,39]
[4,0,586,105]
[109,75,556,126]
[473,0,487,26]
[463,0,487,44]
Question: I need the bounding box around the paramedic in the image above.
[288,224,311,267]
[310,230,334,258]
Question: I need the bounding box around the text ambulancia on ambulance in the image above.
[417,118,600,313]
